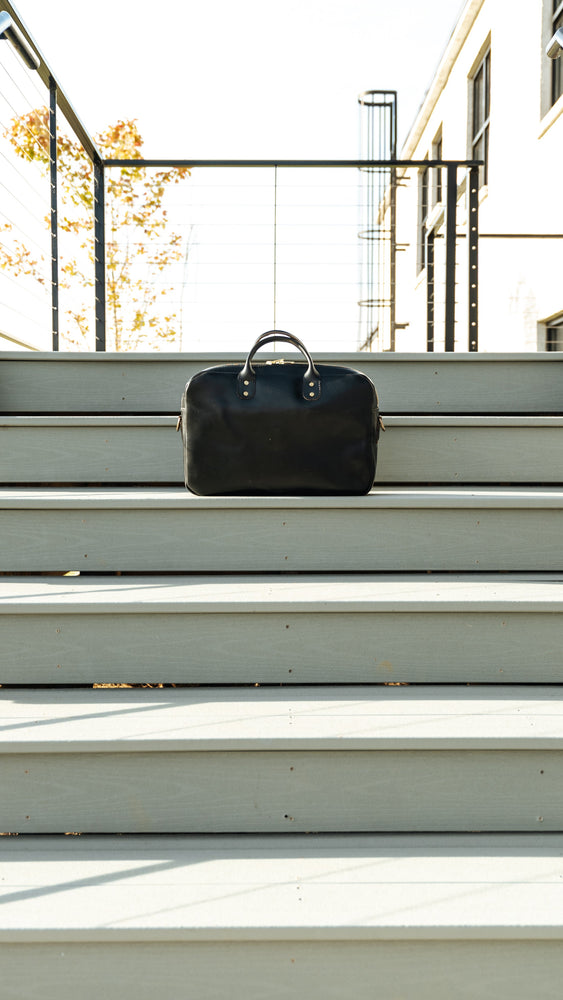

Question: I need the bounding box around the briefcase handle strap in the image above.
[251,329,309,351]
[237,330,321,401]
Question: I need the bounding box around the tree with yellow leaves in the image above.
[1,111,190,350]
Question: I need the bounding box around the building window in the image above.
[546,315,563,350]
[471,48,490,186]
[552,0,563,105]
[417,160,429,273]
[432,129,443,205]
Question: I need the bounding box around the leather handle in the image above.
[237,330,321,401]
[250,329,309,351]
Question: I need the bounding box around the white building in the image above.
[395,0,563,353]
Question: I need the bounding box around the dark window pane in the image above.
[553,11,563,105]
[473,66,484,135]
[484,52,490,118]
[432,137,442,204]
[471,49,490,187]
[471,131,488,187]
[421,169,429,218]
[546,326,563,351]
[418,166,429,272]
[483,126,489,185]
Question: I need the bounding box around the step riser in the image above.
[2,611,562,683]
[1,750,557,833]
[3,423,563,484]
[2,353,562,413]
[0,941,561,1000]
[2,508,563,571]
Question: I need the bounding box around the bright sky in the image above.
[14,0,465,158]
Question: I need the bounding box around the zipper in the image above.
[264,358,299,365]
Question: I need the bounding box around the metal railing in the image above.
[0,2,480,353]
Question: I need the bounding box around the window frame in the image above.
[417,159,430,274]
[552,0,563,106]
[432,129,443,206]
[471,47,491,187]
[546,313,563,351]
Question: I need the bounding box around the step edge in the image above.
[1,925,562,942]
[3,737,563,752]
[3,486,563,509]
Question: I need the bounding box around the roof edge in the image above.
[401,0,486,157]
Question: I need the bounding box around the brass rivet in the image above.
[244,380,250,385]
[309,392,315,397]
[243,391,249,397]
[309,381,314,387]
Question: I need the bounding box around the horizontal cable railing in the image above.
[95,160,480,353]
[0,20,50,350]
[0,2,482,354]
[0,1,102,352]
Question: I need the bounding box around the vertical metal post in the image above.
[426,230,435,352]
[94,159,106,350]
[273,164,277,331]
[357,91,398,352]
[444,163,457,351]
[389,166,397,351]
[389,95,397,352]
[468,165,479,351]
[49,78,59,351]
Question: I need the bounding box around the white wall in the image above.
[399,0,563,352]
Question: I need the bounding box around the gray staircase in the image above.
[1,349,563,998]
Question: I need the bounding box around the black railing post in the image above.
[273,164,278,330]
[426,229,435,352]
[444,163,457,351]
[49,77,59,351]
[94,158,106,350]
[468,166,479,351]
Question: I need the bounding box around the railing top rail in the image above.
[2,0,103,163]
[103,158,482,168]
[2,5,482,175]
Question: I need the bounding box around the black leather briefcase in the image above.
[179,330,382,496]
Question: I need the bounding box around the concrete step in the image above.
[3,415,563,484]
[2,486,563,571]
[1,685,561,833]
[2,573,563,684]
[1,350,562,413]
[1,833,563,998]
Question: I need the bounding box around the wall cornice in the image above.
[401,0,486,156]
